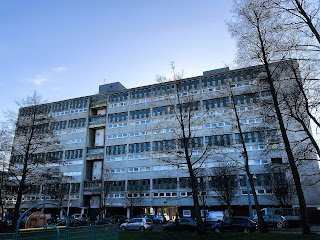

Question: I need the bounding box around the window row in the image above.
[107,70,254,103]
[106,175,272,192]
[130,109,151,120]
[105,131,276,155]
[11,149,84,163]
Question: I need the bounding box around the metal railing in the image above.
[0,224,119,240]
[86,148,104,160]
[83,182,102,194]
[89,116,106,126]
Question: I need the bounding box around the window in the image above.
[129,142,150,153]
[153,106,173,116]
[109,92,128,102]
[205,134,232,146]
[108,122,128,128]
[153,178,177,189]
[271,157,282,164]
[177,102,200,113]
[235,131,265,144]
[68,118,86,128]
[106,145,127,155]
[65,149,83,159]
[203,97,229,110]
[108,112,128,123]
[183,210,191,217]
[179,178,192,188]
[50,121,67,130]
[53,101,69,112]
[70,99,88,109]
[153,140,176,151]
[29,153,45,163]
[46,151,63,161]
[106,181,125,191]
[127,179,150,191]
[130,109,150,120]
[130,88,151,99]
[233,93,258,105]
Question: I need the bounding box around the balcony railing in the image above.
[83,182,102,194]
[90,98,108,108]
[86,148,104,160]
[89,116,106,126]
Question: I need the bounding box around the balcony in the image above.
[89,116,106,128]
[83,182,102,195]
[90,98,108,108]
[86,147,104,160]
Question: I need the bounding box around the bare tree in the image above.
[153,62,207,233]
[265,164,296,206]
[7,92,62,228]
[195,169,210,223]
[210,163,238,218]
[229,0,311,233]
[270,0,320,46]
[99,168,113,218]
[0,122,11,221]
[125,189,144,218]
[228,88,268,232]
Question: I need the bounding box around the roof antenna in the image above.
[103,78,106,85]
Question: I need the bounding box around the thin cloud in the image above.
[29,74,48,85]
[52,67,67,72]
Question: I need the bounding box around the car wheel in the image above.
[121,226,126,231]
[243,228,249,233]
[277,222,283,229]
[159,220,163,224]
[149,229,153,231]
[214,228,221,233]
[140,227,145,232]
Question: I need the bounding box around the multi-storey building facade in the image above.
[6,62,320,220]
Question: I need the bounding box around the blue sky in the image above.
[0,0,236,119]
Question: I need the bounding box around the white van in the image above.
[206,211,224,225]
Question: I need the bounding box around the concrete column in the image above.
[127,207,130,218]
[150,207,154,215]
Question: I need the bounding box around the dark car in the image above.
[97,217,116,225]
[212,216,257,233]
[109,215,129,224]
[57,216,81,227]
[163,218,197,232]
[153,215,166,224]
[262,214,287,229]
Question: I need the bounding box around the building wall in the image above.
[7,62,320,217]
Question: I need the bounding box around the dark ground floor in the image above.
[5,205,320,225]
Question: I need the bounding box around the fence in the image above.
[267,224,320,234]
[0,224,119,240]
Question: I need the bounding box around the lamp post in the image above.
[67,182,72,216]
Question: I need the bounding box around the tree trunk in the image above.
[231,93,268,233]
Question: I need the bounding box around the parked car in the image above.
[120,218,153,231]
[134,214,153,220]
[57,216,82,227]
[262,214,287,229]
[163,218,197,232]
[153,215,166,224]
[212,216,257,233]
[72,214,87,221]
[109,215,128,224]
[97,217,116,225]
